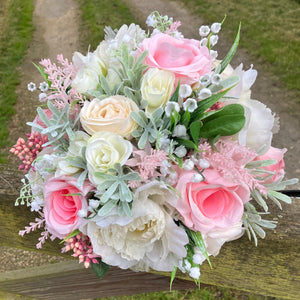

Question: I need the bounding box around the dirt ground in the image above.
[2,0,299,273]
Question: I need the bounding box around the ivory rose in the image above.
[86,181,188,271]
[43,176,94,239]
[141,68,175,114]
[80,96,139,138]
[256,146,286,184]
[175,168,250,233]
[85,131,132,185]
[141,33,212,85]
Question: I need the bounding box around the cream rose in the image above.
[85,131,132,185]
[141,68,175,114]
[80,96,139,138]
[85,181,188,271]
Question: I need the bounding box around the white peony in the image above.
[71,67,99,95]
[85,181,189,272]
[223,64,276,154]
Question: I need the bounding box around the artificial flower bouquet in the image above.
[11,12,297,284]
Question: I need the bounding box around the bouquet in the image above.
[11,12,297,284]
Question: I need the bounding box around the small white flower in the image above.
[200,38,208,47]
[173,125,187,138]
[193,253,205,265]
[166,171,178,185]
[183,98,197,113]
[199,158,210,169]
[174,145,187,158]
[165,102,180,117]
[179,84,192,98]
[78,209,87,218]
[89,199,100,209]
[122,34,131,43]
[184,259,191,271]
[27,82,36,92]
[209,35,219,47]
[211,22,221,34]
[146,14,156,27]
[199,74,211,86]
[211,74,222,85]
[182,159,194,171]
[151,28,161,36]
[189,267,200,279]
[158,135,171,152]
[38,93,47,102]
[173,31,184,39]
[39,81,49,92]
[192,173,204,183]
[199,25,210,37]
[210,50,218,59]
[198,88,212,100]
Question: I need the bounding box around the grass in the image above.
[94,285,276,300]
[174,0,300,99]
[76,0,139,52]
[0,0,34,163]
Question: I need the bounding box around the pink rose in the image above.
[44,176,94,239]
[141,33,212,85]
[175,168,250,233]
[256,146,286,184]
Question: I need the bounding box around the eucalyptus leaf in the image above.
[98,199,118,216]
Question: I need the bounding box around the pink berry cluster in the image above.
[62,233,100,268]
[10,132,48,173]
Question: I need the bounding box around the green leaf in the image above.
[33,62,50,85]
[188,229,212,268]
[181,110,190,128]
[90,258,110,279]
[199,104,245,138]
[210,76,240,94]
[59,229,81,244]
[170,266,177,291]
[169,82,180,102]
[189,120,202,144]
[219,23,241,74]
[176,139,199,151]
[190,88,230,122]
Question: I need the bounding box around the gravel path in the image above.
[2,0,299,276]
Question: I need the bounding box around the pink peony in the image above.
[44,176,94,239]
[256,146,286,184]
[175,168,250,233]
[141,33,212,85]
